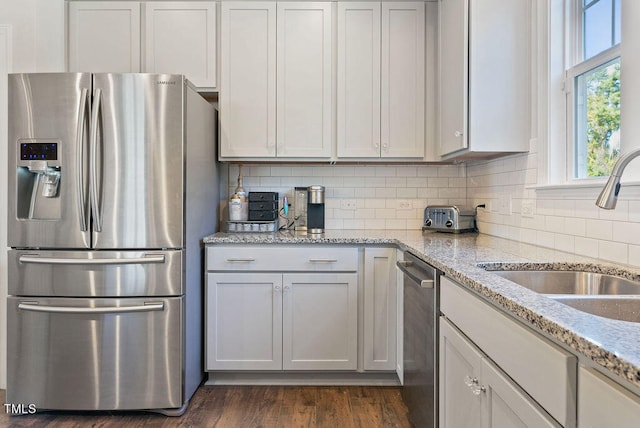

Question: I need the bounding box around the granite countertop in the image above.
[204,229,640,391]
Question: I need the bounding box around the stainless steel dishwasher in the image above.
[397,251,440,428]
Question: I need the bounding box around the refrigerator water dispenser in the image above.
[16,139,62,219]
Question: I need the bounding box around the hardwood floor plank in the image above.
[1,386,410,428]
[278,386,317,428]
[316,387,356,428]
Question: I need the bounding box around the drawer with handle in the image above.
[206,246,358,272]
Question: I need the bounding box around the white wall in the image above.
[0,0,65,390]
[0,24,12,392]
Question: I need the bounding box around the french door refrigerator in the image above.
[6,73,218,415]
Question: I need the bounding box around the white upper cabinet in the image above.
[68,1,141,73]
[144,2,217,89]
[276,2,333,158]
[337,1,425,159]
[220,1,333,160]
[381,2,425,158]
[219,1,276,157]
[438,0,531,160]
[68,1,217,90]
[337,2,381,158]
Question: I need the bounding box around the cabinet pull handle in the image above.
[226,258,255,262]
[309,258,338,263]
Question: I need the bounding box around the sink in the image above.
[550,296,640,323]
[489,270,640,295]
[484,268,640,322]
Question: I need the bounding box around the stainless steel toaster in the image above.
[423,205,476,233]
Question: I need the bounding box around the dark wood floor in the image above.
[1,385,412,427]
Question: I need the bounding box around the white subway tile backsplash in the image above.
[585,219,613,241]
[554,234,575,253]
[227,157,640,268]
[629,245,640,267]
[228,162,457,231]
[612,221,640,244]
[397,187,418,199]
[574,237,599,258]
[598,240,628,265]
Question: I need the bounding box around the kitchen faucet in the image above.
[595,147,640,209]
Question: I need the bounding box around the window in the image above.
[568,0,621,180]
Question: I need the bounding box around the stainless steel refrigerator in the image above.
[6,73,218,415]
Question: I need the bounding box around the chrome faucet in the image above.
[595,148,640,209]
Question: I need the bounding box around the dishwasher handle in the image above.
[397,259,436,289]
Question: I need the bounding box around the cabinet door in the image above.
[282,273,358,370]
[336,2,381,158]
[363,248,397,370]
[439,318,483,428]
[482,358,560,428]
[206,273,283,370]
[578,366,640,428]
[220,2,276,157]
[381,2,425,158]
[276,2,333,158]
[438,0,468,156]
[68,1,141,73]
[144,2,217,89]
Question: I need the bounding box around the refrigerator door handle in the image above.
[18,254,166,265]
[90,88,103,232]
[18,302,165,314]
[76,88,89,232]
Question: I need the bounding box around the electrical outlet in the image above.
[521,199,535,218]
[498,193,512,215]
[398,199,413,209]
[340,199,357,210]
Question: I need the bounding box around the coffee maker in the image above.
[306,185,325,234]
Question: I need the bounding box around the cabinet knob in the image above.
[464,375,486,395]
[274,285,281,291]
[454,131,463,138]
[283,285,291,292]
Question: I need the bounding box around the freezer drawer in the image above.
[8,249,182,297]
[7,296,183,412]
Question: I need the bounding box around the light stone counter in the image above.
[204,229,640,391]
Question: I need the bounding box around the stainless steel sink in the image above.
[489,270,640,295]
[550,296,640,323]
[485,268,640,322]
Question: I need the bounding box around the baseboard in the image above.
[205,371,400,386]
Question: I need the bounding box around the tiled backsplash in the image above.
[221,153,640,269]
[467,151,640,268]
[224,163,466,230]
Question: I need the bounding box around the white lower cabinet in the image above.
[207,271,357,371]
[440,276,576,427]
[440,318,561,428]
[282,273,358,370]
[206,273,283,370]
[578,366,640,427]
[363,247,397,370]
[205,246,358,371]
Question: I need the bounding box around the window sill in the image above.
[530,181,640,200]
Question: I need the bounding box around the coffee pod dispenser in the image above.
[306,185,325,234]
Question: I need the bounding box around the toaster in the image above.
[423,205,476,233]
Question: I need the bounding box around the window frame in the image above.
[564,0,621,184]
